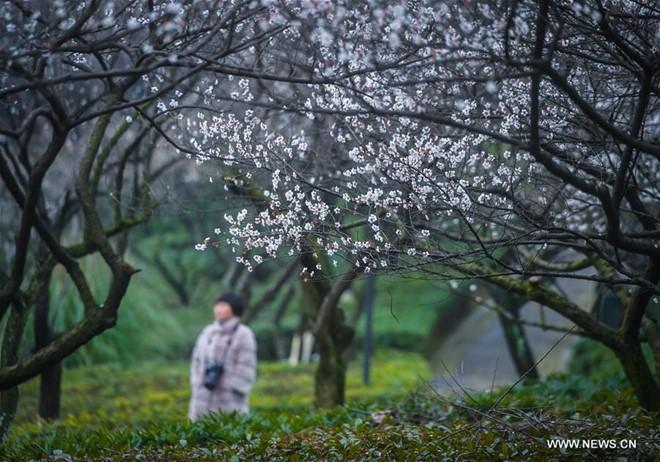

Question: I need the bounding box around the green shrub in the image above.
[569,338,655,388]
[569,339,626,382]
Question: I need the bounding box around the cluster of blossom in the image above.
[170,0,658,274]
[186,90,543,270]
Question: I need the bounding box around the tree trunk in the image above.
[0,301,28,440]
[0,386,18,442]
[614,339,659,411]
[642,317,660,386]
[153,254,190,306]
[497,312,540,380]
[271,286,294,360]
[488,285,539,379]
[362,272,375,385]
[38,365,62,421]
[34,274,62,420]
[424,291,476,358]
[299,251,359,407]
[314,306,354,408]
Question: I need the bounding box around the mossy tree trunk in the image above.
[0,300,27,441]
[613,338,658,411]
[498,312,539,379]
[314,305,354,408]
[300,252,360,408]
[642,318,660,386]
[614,261,660,412]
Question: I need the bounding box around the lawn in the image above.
[12,350,429,426]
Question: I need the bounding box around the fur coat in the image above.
[188,317,257,421]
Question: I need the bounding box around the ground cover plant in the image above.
[3,359,657,461]
[3,348,659,461]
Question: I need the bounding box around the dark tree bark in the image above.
[0,0,300,437]
[497,312,539,380]
[0,299,28,440]
[34,277,62,420]
[459,260,660,411]
[37,364,62,422]
[154,254,190,306]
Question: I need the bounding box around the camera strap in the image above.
[206,321,241,365]
[220,322,241,364]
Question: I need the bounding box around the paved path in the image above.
[430,278,596,394]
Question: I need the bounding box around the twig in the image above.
[489,324,577,411]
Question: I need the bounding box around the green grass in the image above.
[13,350,429,426]
[5,351,433,460]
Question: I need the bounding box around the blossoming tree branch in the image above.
[174,0,659,410]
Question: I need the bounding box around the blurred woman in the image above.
[188,293,257,421]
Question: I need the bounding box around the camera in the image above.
[203,361,224,390]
